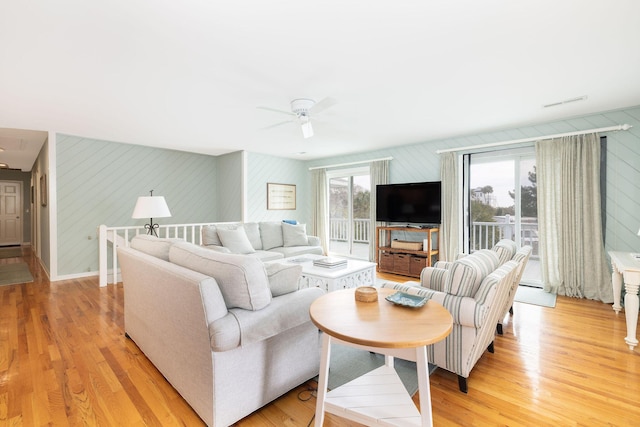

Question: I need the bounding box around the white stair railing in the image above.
[97,222,221,287]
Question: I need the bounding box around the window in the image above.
[326,167,370,259]
[464,147,541,285]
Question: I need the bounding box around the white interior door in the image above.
[0,181,23,246]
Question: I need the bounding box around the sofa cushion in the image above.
[282,222,309,247]
[217,227,256,254]
[246,250,284,262]
[446,249,500,297]
[259,222,284,250]
[169,242,272,311]
[268,245,323,258]
[130,234,183,261]
[265,263,302,297]
[228,287,324,347]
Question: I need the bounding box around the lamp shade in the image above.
[132,196,172,219]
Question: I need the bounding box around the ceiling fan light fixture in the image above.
[301,120,313,138]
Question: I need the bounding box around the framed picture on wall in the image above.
[40,174,47,207]
[267,183,296,210]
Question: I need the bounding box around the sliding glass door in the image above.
[465,148,541,285]
[327,167,370,259]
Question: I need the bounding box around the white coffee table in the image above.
[273,254,376,292]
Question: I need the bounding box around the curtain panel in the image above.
[311,168,329,254]
[440,152,461,261]
[536,134,612,302]
[369,160,389,261]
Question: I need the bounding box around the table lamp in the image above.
[132,190,172,237]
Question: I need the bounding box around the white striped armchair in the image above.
[381,249,519,393]
[496,244,532,334]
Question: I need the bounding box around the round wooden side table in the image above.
[310,287,452,426]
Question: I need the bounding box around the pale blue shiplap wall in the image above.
[305,105,640,253]
[56,134,217,275]
[246,152,309,223]
[603,106,640,252]
[216,151,243,222]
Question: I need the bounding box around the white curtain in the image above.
[311,168,329,254]
[440,152,461,261]
[536,134,612,302]
[369,160,389,261]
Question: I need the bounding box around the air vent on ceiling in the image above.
[543,95,588,108]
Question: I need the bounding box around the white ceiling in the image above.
[2,1,640,171]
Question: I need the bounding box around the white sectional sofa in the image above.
[118,235,325,426]
[201,221,323,261]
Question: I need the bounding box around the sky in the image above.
[470,158,535,207]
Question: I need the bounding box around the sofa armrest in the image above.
[307,235,320,246]
[420,267,449,291]
[380,282,483,328]
[228,287,325,348]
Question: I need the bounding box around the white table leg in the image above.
[623,272,640,351]
[315,333,331,426]
[612,269,622,313]
[415,345,433,426]
[384,354,394,367]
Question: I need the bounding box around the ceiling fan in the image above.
[258,97,336,138]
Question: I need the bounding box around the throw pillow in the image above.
[169,242,271,310]
[282,222,309,247]
[242,222,263,250]
[217,227,256,254]
[202,225,222,246]
[259,222,284,250]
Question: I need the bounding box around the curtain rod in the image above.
[308,156,393,171]
[436,124,632,154]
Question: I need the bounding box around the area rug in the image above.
[0,247,23,259]
[0,262,34,286]
[514,285,556,308]
[327,343,437,396]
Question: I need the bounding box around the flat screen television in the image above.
[375,181,441,225]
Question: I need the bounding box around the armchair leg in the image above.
[457,375,468,393]
[487,341,494,353]
[496,323,503,335]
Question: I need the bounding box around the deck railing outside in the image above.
[329,218,370,243]
[470,220,539,258]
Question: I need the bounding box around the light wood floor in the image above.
[1,249,639,426]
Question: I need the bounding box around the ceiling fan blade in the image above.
[310,97,337,115]
[256,106,296,116]
[261,120,294,130]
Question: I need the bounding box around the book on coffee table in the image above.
[313,257,348,268]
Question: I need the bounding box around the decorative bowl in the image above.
[385,291,428,308]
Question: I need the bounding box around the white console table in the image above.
[609,251,640,351]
